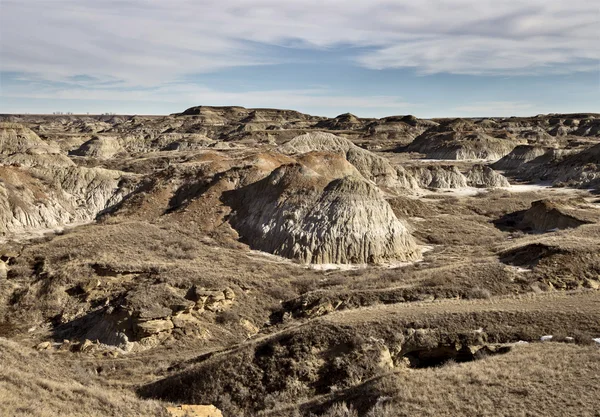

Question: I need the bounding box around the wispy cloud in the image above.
[1,0,598,87]
[0,80,417,116]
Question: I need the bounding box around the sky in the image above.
[0,0,599,118]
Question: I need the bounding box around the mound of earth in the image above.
[0,165,134,236]
[0,123,60,155]
[536,144,600,190]
[405,165,467,189]
[314,113,364,130]
[360,115,437,146]
[224,159,420,264]
[491,145,548,171]
[404,119,520,160]
[465,165,510,188]
[279,132,417,190]
[499,243,566,267]
[519,200,592,232]
[71,136,123,159]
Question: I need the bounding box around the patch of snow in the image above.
[308,263,365,271]
[419,187,483,197]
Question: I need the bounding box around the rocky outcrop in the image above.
[405,165,467,189]
[0,123,59,155]
[314,113,364,130]
[502,144,600,191]
[225,161,420,264]
[465,165,510,188]
[407,131,517,161]
[519,200,591,232]
[71,136,123,159]
[405,119,520,161]
[0,165,134,236]
[491,145,548,171]
[279,132,414,191]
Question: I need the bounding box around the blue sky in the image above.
[1,0,598,118]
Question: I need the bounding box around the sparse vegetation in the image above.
[0,111,599,416]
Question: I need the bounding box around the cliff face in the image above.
[491,145,548,171]
[225,161,420,265]
[0,165,134,236]
[0,123,135,237]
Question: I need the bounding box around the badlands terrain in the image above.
[0,107,599,416]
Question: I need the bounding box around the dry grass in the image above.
[303,343,600,417]
[1,114,599,417]
[0,338,167,417]
[139,291,600,415]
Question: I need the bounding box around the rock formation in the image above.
[0,165,134,235]
[405,165,468,189]
[405,119,520,161]
[465,165,510,188]
[501,144,600,191]
[491,145,548,171]
[314,113,364,130]
[71,136,123,159]
[225,160,420,264]
[279,132,413,190]
[519,200,591,232]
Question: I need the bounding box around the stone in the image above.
[35,341,52,351]
[223,287,235,300]
[77,339,96,352]
[240,318,259,336]
[135,319,174,337]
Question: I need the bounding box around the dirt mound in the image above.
[519,200,591,232]
[499,243,566,267]
[405,165,467,189]
[465,165,510,188]
[279,132,413,190]
[0,123,59,155]
[0,165,134,236]
[491,145,548,171]
[506,145,599,190]
[405,126,519,161]
[71,136,123,159]
[541,144,600,190]
[315,113,363,130]
[224,162,419,264]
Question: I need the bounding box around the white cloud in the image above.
[0,81,416,116]
[1,0,598,87]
